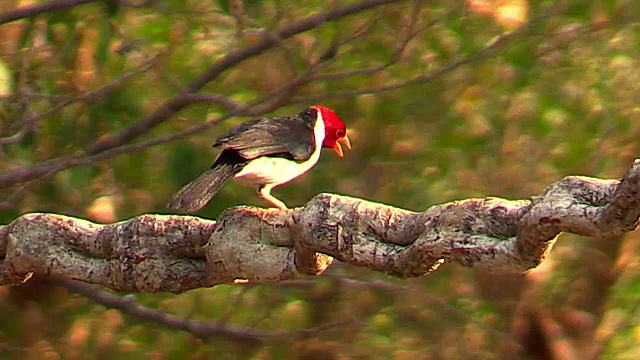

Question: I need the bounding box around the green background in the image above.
[1,0,639,358]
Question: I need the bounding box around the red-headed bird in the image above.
[167,105,351,212]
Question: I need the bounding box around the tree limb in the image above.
[0,0,99,25]
[0,0,404,189]
[57,278,351,342]
[1,160,639,293]
[84,0,403,155]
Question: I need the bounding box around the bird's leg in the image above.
[257,185,288,210]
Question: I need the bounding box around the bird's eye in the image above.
[335,129,344,138]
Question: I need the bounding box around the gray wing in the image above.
[213,115,316,161]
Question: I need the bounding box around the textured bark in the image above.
[2,160,640,293]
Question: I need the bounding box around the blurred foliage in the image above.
[1,0,640,358]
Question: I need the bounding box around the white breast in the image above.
[234,113,325,188]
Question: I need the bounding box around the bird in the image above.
[167,105,351,213]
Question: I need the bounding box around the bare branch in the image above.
[120,0,158,9]
[0,176,45,209]
[0,56,159,147]
[0,0,99,25]
[2,160,639,292]
[312,2,460,80]
[57,278,350,342]
[0,52,328,188]
[0,2,401,189]
[0,2,552,189]
[172,94,243,112]
[84,0,403,155]
[293,7,554,103]
[239,275,521,347]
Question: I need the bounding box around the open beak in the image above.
[332,135,351,157]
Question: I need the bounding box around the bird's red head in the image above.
[311,105,351,157]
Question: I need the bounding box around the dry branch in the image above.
[57,278,349,342]
[1,160,639,293]
[0,0,402,188]
[0,0,98,25]
[84,0,402,155]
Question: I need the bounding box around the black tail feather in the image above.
[167,153,245,213]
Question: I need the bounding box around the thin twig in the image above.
[312,4,460,80]
[294,7,554,103]
[84,0,404,155]
[0,52,327,188]
[240,275,520,348]
[0,0,99,25]
[58,278,353,342]
[0,1,557,189]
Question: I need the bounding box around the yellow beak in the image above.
[332,135,351,157]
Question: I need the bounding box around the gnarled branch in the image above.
[1,160,639,293]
